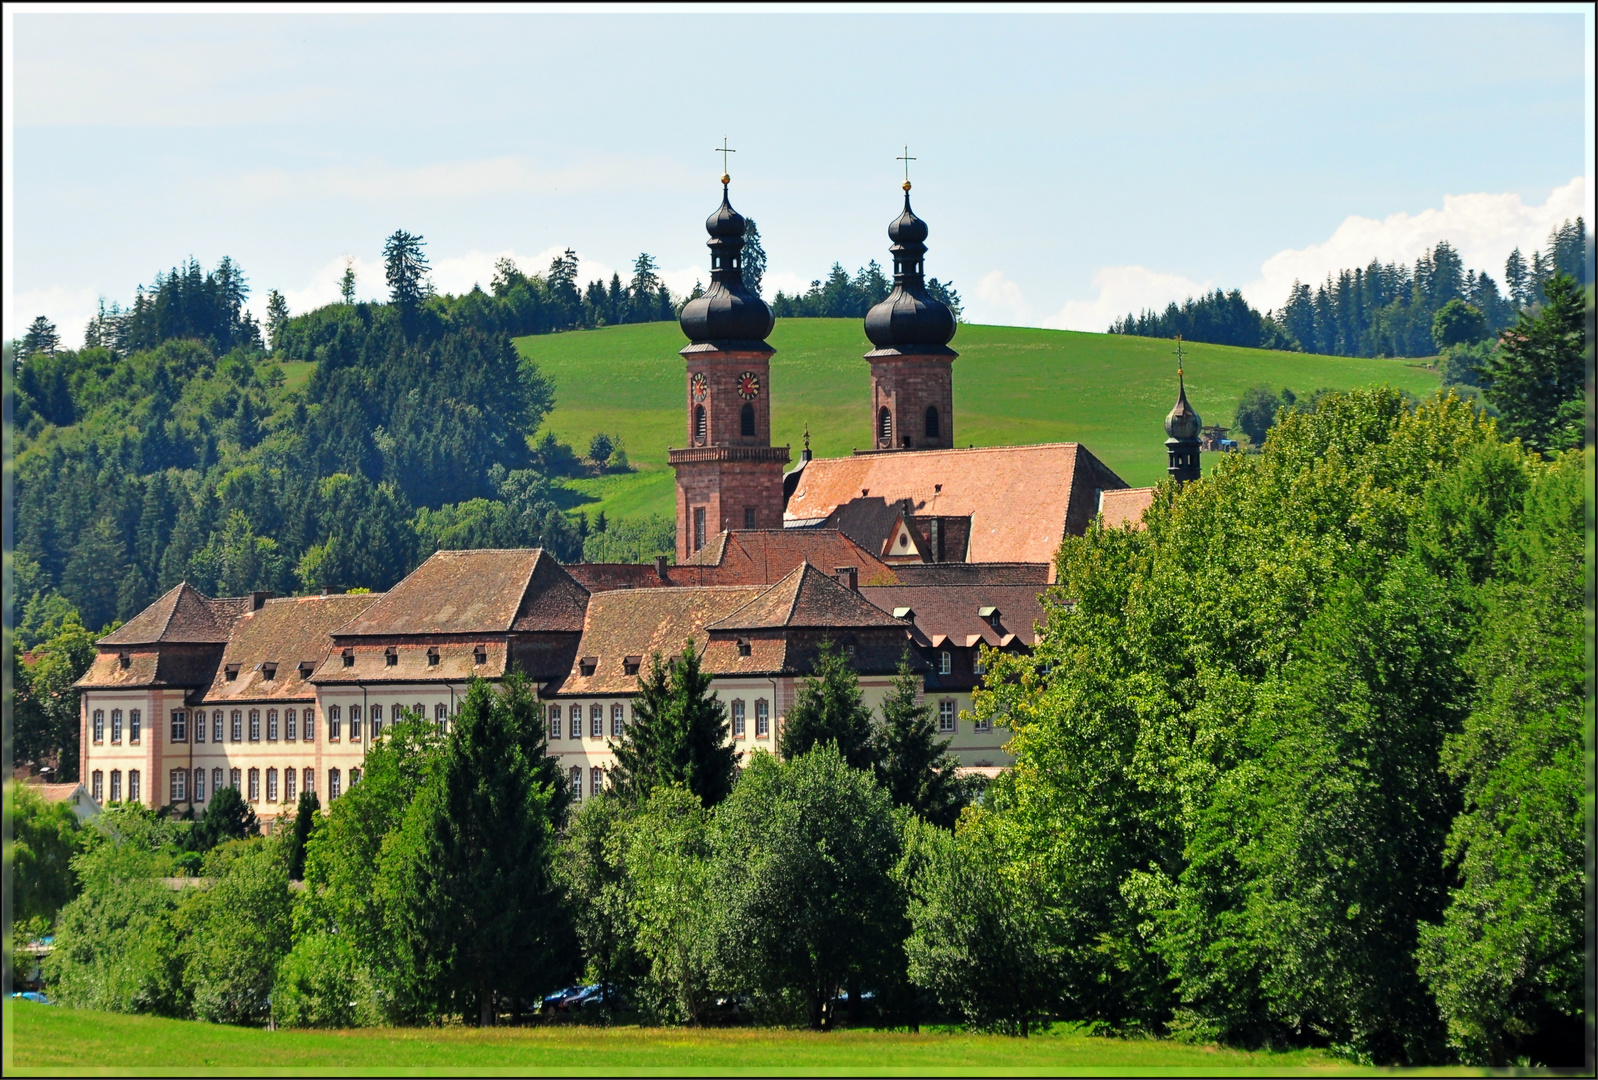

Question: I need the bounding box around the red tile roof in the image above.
[680,529,901,585]
[98,583,251,646]
[312,641,508,685]
[1099,486,1156,530]
[545,585,769,695]
[858,583,1048,648]
[333,549,588,637]
[708,562,905,632]
[196,594,381,703]
[784,443,1127,565]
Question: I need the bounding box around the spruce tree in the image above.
[780,640,875,770]
[873,655,969,828]
[285,790,320,880]
[742,218,766,297]
[20,316,59,360]
[382,229,431,315]
[609,642,737,808]
[1480,273,1585,454]
[265,290,289,351]
[339,260,357,304]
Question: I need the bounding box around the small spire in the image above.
[715,138,735,186]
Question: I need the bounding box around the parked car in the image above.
[11,992,53,1005]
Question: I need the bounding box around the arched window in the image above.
[591,766,604,797]
[231,710,243,742]
[694,405,707,444]
[267,709,279,741]
[590,703,603,739]
[611,703,624,736]
[412,702,424,719]
[93,709,104,743]
[740,403,755,437]
[434,702,448,735]
[925,405,940,438]
[249,710,261,741]
[111,709,123,743]
[939,651,952,675]
[878,406,893,444]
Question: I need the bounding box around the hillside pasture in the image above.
[515,319,1440,522]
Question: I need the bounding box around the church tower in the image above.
[1164,340,1202,483]
[862,177,957,451]
[670,170,787,561]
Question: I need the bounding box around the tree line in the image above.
[1109,218,1588,358]
[771,260,963,321]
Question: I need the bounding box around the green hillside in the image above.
[517,319,1442,522]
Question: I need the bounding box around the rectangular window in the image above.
[249,710,261,741]
[213,710,223,743]
[611,703,624,737]
[194,709,205,743]
[194,767,207,802]
[350,704,363,741]
[590,704,602,739]
[329,768,341,800]
[370,704,383,740]
[267,709,279,741]
[304,708,316,742]
[350,767,361,787]
[591,766,604,797]
[435,703,449,735]
[973,652,986,675]
[693,506,706,552]
[171,768,187,803]
[569,766,583,802]
[267,767,278,803]
[303,767,314,794]
[103,770,114,803]
[248,768,260,802]
[939,699,956,733]
[231,711,243,741]
[230,767,241,791]
[732,699,746,738]
[329,705,341,741]
[171,710,187,742]
[548,704,562,740]
[212,768,223,797]
[744,506,757,530]
[129,709,141,744]
[755,698,770,738]
[284,766,296,804]
[938,651,952,675]
[128,770,141,804]
[93,709,105,743]
[111,709,123,743]
[286,708,297,741]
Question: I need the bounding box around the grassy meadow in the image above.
[516,319,1442,522]
[4,1002,1384,1075]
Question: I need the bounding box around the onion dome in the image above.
[1164,375,1202,440]
[679,179,774,350]
[864,185,956,355]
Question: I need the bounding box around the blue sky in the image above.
[4,6,1593,343]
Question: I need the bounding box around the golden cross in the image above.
[715,138,736,178]
[897,146,916,185]
[1174,334,1186,377]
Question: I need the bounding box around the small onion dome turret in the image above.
[864,185,956,356]
[1164,377,1202,440]
[679,180,774,351]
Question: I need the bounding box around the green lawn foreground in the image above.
[515,320,1441,523]
[4,1001,1399,1076]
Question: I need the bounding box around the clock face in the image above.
[690,372,708,403]
[737,371,761,400]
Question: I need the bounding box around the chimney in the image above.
[251,591,272,610]
[834,566,858,591]
[655,554,670,580]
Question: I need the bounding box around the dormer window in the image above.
[225,664,240,682]
[737,638,751,658]
[893,607,915,620]
[261,662,277,681]
[385,646,398,667]
[298,661,314,679]
[118,651,130,669]
[979,606,1002,629]
[426,647,440,667]
[623,655,642,676]
[342,648,355,668]
[579,657,597,677]
[473,645,487,666]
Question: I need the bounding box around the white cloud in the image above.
[972,270,1036,326]
[1040,266,1214,333]
[1241,176,1590,311]
[229,154,693,204]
